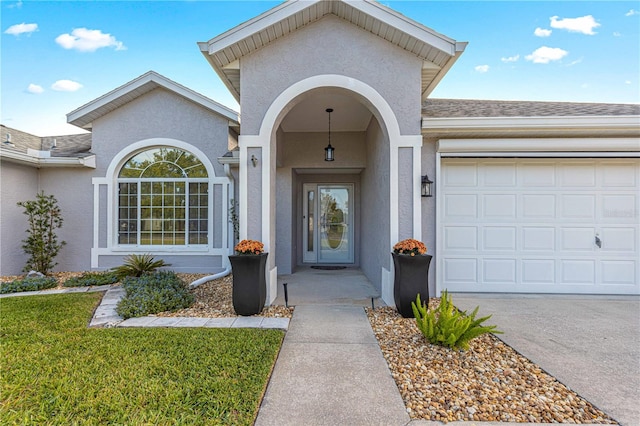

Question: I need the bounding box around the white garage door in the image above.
[438,158,640,295]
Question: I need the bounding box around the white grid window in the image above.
[117,147,208,246]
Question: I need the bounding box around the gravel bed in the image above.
[156,274,293,319]
[366,304,616,424]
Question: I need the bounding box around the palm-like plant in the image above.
[112,254,171,279]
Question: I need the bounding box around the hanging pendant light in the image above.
[324,108,335,162]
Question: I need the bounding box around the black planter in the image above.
[392,252,432,318]
[229,253,268,316]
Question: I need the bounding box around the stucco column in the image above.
[239,135,277,305]
[390,136,423,245]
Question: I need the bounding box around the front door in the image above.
[303,184,354,264]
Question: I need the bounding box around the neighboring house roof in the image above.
[422,99,640,139]
[199,0,466,102]
[0,124,96,168]
[67,71,240,130]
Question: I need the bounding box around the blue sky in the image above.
[2,0,639,136]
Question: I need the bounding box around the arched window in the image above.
[117,147,208,246]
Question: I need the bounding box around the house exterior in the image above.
[1,0,639,303]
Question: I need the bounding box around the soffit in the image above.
[199,0,465,102]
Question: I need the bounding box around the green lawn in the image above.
[0,292,284,425]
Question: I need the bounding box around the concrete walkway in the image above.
[255,304,410,426]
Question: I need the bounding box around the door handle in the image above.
[595,235,602,248]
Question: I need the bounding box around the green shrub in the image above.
[63,271,119,287]
[0,276,58,294]
[116,271,194,319]
[411,290,502,351]
[17,191,66,274]
[111,253,171,279]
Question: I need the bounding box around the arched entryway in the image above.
[238,75,423,305]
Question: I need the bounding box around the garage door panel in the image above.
[601,261,636,285]
[561,260,595,284]
[483,194,516,218]
[483,162,516,186]
[522,227,555,251]
[561,228,596,251]
[483,227,516,250]
[522,259,555,284]
[444,227,477,250]
[483,259,516,283]
[602,195,637,222]
[439,158,640,295]
[560,162,596,187]
[602,162,637,187]
[444,258,477,282]
[600,228,636,251]
[522,194,556,218]
[520,163,556,186]
[444,194,477,217]
[562,195,596,219]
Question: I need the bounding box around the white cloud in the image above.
[474,65,490,73]
[625,9,639,17]
[501,54,520,63]
[7,1,23,9]
[565,57,583,67]
[550,15,600,35]
[525,46,569,64]
[534,27,552,37]
[55,28,126,52]
[613,31,622,37]
[51,80,83,92]
[27,84,44,94]
[4,22,38,36]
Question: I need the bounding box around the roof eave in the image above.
[0,149,96,168]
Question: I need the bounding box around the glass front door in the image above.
[303,184,354,264]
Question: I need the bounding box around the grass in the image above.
[0,292,284,425]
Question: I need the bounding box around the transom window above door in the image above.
[117,147,208,246]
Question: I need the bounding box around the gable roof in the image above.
[199,0,466,102]
[67,71,239,130]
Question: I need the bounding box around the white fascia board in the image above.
[0,150,97,168]
[67,71,239,128]
[355,0,458,55]
[437,138,640,153]
[422,44,467,99]
[201,0,319,55]
[423,115,640,131]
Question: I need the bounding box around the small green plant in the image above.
[63,271,119,287]
[116,271,194,319]
[0,276,58,294]
[411,290,502,351]
[17,191,66,274]
[229,198,240,241]
[111,253,171,279]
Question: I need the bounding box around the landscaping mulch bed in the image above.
[366,304,616,424]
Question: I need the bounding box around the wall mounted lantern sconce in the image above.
[3,133,15,148]
[421,174,433,197]
[250,155,258,167]
[324,108,335,162]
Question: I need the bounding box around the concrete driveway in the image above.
[452,294,640,426]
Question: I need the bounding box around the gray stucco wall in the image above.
[361,117,390,292]
[398,147,414,240]
[421,138,437,296]
[239,15,422,137]
[39,167,95,272]
[88,87,233,272]
[0,161,39,275]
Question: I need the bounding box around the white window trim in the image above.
[91,138,231,266]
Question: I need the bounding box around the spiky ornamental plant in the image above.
[17,192,66,274]
[411,290,502,351]
[112,253,171,280]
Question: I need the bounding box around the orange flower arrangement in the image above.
[393,238,427,256]
[234,239,264,255]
